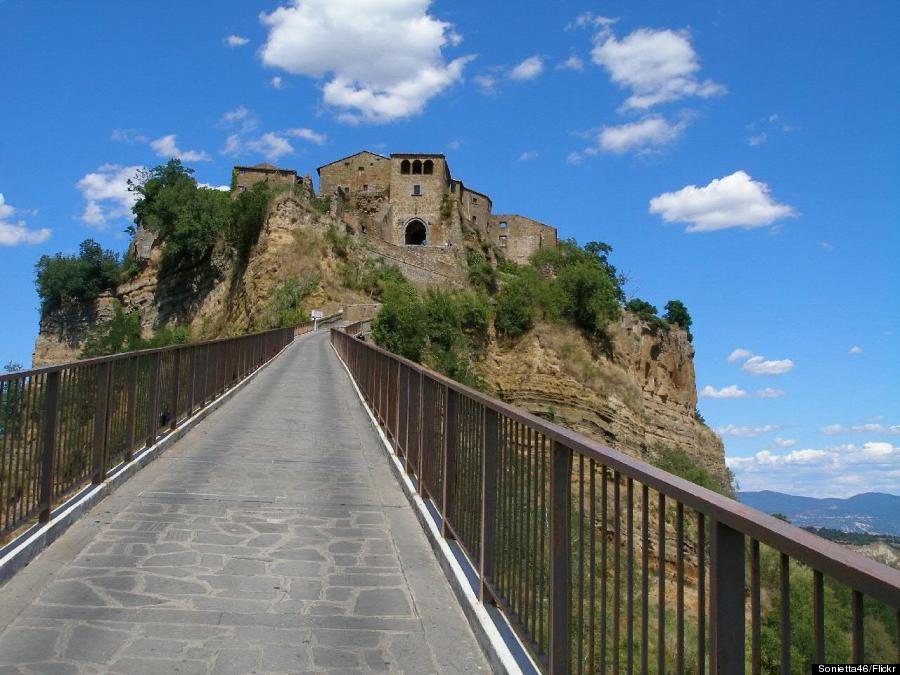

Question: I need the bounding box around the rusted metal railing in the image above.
[331,328,900,674]
[0,327,294,541]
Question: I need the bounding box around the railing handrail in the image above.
[331,327,900,610]
[2,325,295,382]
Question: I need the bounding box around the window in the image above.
[499,221,508,229]
[363,184,368,191]
[472,197,478,205]
[499,235,507,247]
[412,185,421,196]
[450,183,456,193]
[237,185,246,193]
[423,160,434,175]
[400,159,411,175]
[358,166,364,172]
[412,159,423,174]
[344,162,349,166]
[472,215,477,223]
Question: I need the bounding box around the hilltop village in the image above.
[233,151,558,267]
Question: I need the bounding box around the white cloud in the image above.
[849,345,863,354]
[821,423,900,436]
[773,437,796,448]
[597,115,689,154]
[510,56,544,81]
[285,127,327,144]
[747,133,767,146]
[820,241,834,252]
[700,384,747,399]
[716,424,780,438]
[742,355,794,375]
[447,139,462,150]
[111,129,148,144]
[649,170,796,233]
[220,106,258,133]
[474,75,497,94]
[247,132,294,161]
[259,0,472,123]
[591,27,725,110]
[728,348,752,363]
[558,55,584,71]
[756,388,786,399]
[75,164,142,229]
[224,35,249,47]
[198,183,230,192]
[271,76,283,89]
[727,442,900,498]
[518,151,539,162]
[149,134,211,162]
[0,193,51,246]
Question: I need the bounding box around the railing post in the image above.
[549,440,572,675]
[170,348,181,430]
[146,352,161,447]
[188,346,197,416]
[417,371,425,497]
[124,356,138,462]
[710,519,746,675]
[38,371,61,523]
[479,407,498,602]
[441,385,457,538]
[92,361,112,485]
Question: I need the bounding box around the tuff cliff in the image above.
[484,318,727,487]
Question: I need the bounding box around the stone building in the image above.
[233,163,299,192]
[315,151,557,265]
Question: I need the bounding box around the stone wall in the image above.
[459,187,492,231]
[361,237,466,287]
[234,166,297,193]
[490,214,557,265]
[318,152,391,197]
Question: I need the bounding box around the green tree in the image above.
[625,298,659,321]
[34,239,120,314]
[663,299,693,340]
[81,302,143,357]
[228,182,271,261]
[557,260,621,335]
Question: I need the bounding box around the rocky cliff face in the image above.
[484,316,727,486]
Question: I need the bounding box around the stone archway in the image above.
[404,219,427,246]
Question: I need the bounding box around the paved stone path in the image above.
[0,332,489,674]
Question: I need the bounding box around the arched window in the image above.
[412,160,423,174]
[423,160,434,175]
[400,160,411,175]
[405,219,427,245]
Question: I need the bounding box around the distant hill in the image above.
[737,491,900,535]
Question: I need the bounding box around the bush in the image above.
[371,281,426,361]
[310,196,331,214]
[325,224,354,260]
[654,445,733,497]
[359,262,407,300]
[557,260,621,335]
[495,277,535,338]
[266,276,319,328]
[35,239,120,314]
[465,248,498,294]
[625,298,658,321]
[81,302,192,357]
[663,299,693,341]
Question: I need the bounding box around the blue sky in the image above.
[1,1,897,497]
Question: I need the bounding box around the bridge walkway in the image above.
[0,331,488,674]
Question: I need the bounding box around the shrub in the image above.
[495,277,535,338]
[371,281,426,361]
[557,260,621,335]
[625,298,658,321]
[359,262,407,300]
[654,445,733,497]
[325,224,354,259]
[35,239,120,314]
[267,276,319,328]
[465,248,498,294]
[310,196,331,214]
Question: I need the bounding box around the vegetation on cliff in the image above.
[34,240,121,314]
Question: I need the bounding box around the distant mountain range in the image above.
[737,491,900,535]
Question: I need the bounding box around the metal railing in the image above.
[0,326,293,541]
[331,328,900,674]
